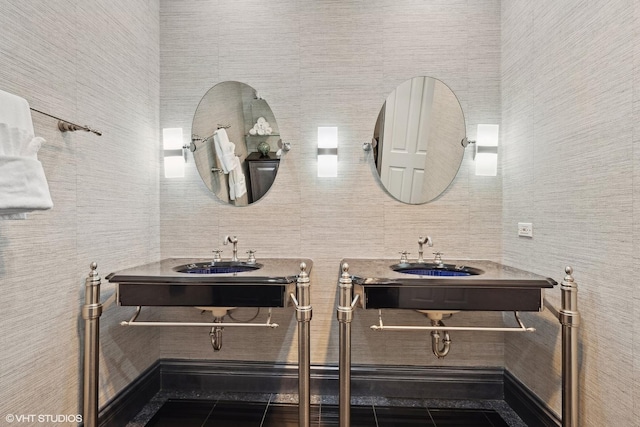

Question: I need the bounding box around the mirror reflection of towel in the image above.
[227,157,247,201]
[213,129,236,173]
[213,129,247,200]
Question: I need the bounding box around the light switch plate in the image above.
[518,222,533,237]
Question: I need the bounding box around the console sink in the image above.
[342,258,556,312]
[390,262,483,277]
[106,258,312,308]
[174,261,263,274]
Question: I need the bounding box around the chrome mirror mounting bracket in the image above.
[362,138,377,151]
[276,140,291,156]
[278,140,291,152]
[461,137,475,148]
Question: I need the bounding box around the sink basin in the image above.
[390,262,483,277]
[174,261,263,274]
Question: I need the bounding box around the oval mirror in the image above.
[371,76,466,204]
[191,81,282,206]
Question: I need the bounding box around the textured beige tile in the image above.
[503,1,637,425]
[0,0,509,419]
[0,0,160,418]
[634,1,640,423]
[158,0,503,370]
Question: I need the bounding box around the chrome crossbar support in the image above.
[559,267,579,427]
[120,306,279,328]
[370,311,535,333]
[127,306,142,323]
[293,263,312,427]
[120,321,280,328]
[543,297,560,318]
[81,263,102,427]
[101,292,117,312]
[337,263,357,427]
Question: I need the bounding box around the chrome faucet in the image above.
[223,235,238,261]
[418,236,433,263]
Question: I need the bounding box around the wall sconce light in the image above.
[163,127,185,178]
[317,126,338,177]
[474,124,499,176]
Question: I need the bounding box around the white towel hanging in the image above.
[0,89,53,219]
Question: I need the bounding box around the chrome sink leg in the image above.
[295,263,312,427]
[82,262,102,427]
[337,263,354,427]
[560,267,580,427]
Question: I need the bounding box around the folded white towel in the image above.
[0,89,53,220]
[0,125,44,157]
[227,157,247,201]
[0,156,53,213]
[213,128,237,173]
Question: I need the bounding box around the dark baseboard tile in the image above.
[95,359,560,427]
[504,369,561,427]
[159,359,504,400]
[97,361,161,427]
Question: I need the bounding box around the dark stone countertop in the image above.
[106,257,313,285]
[341,258,556,289]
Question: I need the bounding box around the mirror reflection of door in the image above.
[380,77,434,203]
[373,77,466,204]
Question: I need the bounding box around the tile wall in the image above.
[159,0,504,368]
[11,1,625,424]
[0,0,160,417]
[502,1,639,425]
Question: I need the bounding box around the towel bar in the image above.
[30,107,102,136]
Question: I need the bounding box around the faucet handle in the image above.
[212,249,223,262]
[433,252,444,264]
[399,251,410,263]
[246,250,257,263]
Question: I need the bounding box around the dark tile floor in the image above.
[127,392,527,427]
